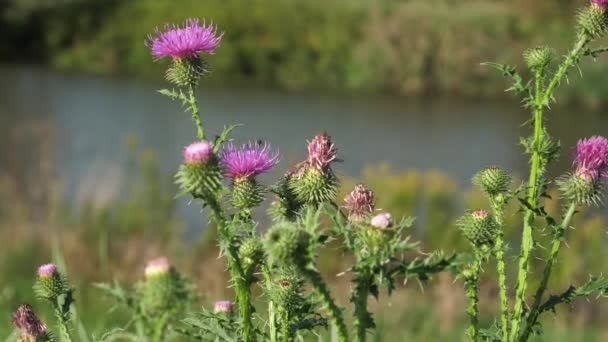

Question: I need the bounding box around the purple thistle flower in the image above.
[307,132,337,170]
[344,184,375,219]
[183,140,214,164]
[592,0,608,9]
[145,257,170,277]
[12,304,47,337]
[214,300,235,314]
[220,142,279,179]
[574,136,608,181]
[37,264,57,278]
[147,19,222,59]
[371,212,393,229]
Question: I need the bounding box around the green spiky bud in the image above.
[577,4,608,38]
[523,46,554,70]
[239,238,264,270]
[264,222,310,265]
[175,141,222,199]
[457,210,498,250]
[473,166,512,196]
[265,269,303,310]
[33,264,69,300]
[231,177,265,210]
[140,258,189,313]
[557,172,603,206]
[288,165,338,205]
[165,56,209,87]
[268,173,304,222]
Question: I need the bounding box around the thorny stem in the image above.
[52,300,73,342]
[510,32,589,341]
[187,85,205,141]
[278,308,292,342]
[519,203,577,341]
[465,258,481,342]
[297,265,348,342]
[490,197,509,341]
[263,264,278,342]
[353,273,372,342]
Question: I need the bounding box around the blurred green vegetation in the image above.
[2,122,608,340]
[3,0,608,108]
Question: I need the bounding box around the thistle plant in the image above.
[12,304,54,342]
[33,264,74,342]
[457,1,608,341]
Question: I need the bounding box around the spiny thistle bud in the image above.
[344,184,375,222]
[370,212,393,229]
[577,3,608,38]
[457,210,498,250]
[239,238,264,270]
[175,141,222,199]
[265,222,310,265]
[265,269,303,311]
[558,136,608,205]
[473,166,512,196]
[523,46,554,70]
[140,257,188,313]
[165,56,209,87]
[145,257,171,278]
[12,304,49,341]
[214,300,235,314]
[220,142,279,210]
[268,172,304,222]
[307,132,338,171]
[288,162,339,205]
[34,263,68,300]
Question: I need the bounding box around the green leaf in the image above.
[214,124,242,152]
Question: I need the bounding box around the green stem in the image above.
[465,259,481,342]
[52,301,72,342]
[151,312,170,342]
[519,203,577,341]
[298,265,348,342]
[263,264,278,342]
[353,274,372,342]
[279,308,292,342]
[510,32,589,342]
[187,85,205,140]
[490,198,509,341]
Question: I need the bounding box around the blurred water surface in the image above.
[1,65,607,232]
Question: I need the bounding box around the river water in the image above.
[2,65,607,232]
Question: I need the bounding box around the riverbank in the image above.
[3,0,608,108]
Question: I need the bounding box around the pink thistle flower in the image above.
[37,264,57,279]
[220,142,279,180]
[214,300,235,314]
[146,19,222,60]
[472,209,490,220]
[592,0,608,9]
[371,212,393,229]
[145,257,171,277]
[12,304,47,337]
[307,132,337,170]
[183,140,214,164]
[574,136,608,182]
[344,184,375,219]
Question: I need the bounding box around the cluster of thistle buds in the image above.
[12,304,50,342]
[557,136,608,205]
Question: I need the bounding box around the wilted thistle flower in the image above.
[344,184,375,222]
[214,300,235,314]
[457,210,498,251]
[289,133,340,204]
[34,263,67,300]
[220,142,279,209]
[559,136,608,205]
[147,19,222,87]
[370,212,393,229]
[473,166,512,196]
[13,304,48,341]
[175,140,222,199]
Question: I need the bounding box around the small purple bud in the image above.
[371,212,393,229]
[183,140,214,164]
[214,300,235,314]
[344,184,375,220]
[37,264,57,279]
[307,132,337,170]
[145,257,170,277]
[12,304,47,337]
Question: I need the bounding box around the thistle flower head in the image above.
[344,184,375,221]
[307,132,337,170]
[220,142,279,180]
[147,19,222,60]
[183,141,214,165]
[574,136,608,182]
[37,263,57,279]
[473,166,512,196]
[214,300,235,314]
[145,257,171,277]
[593,0,608,10]
[12,304,47,338]
[370,212,393,229]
